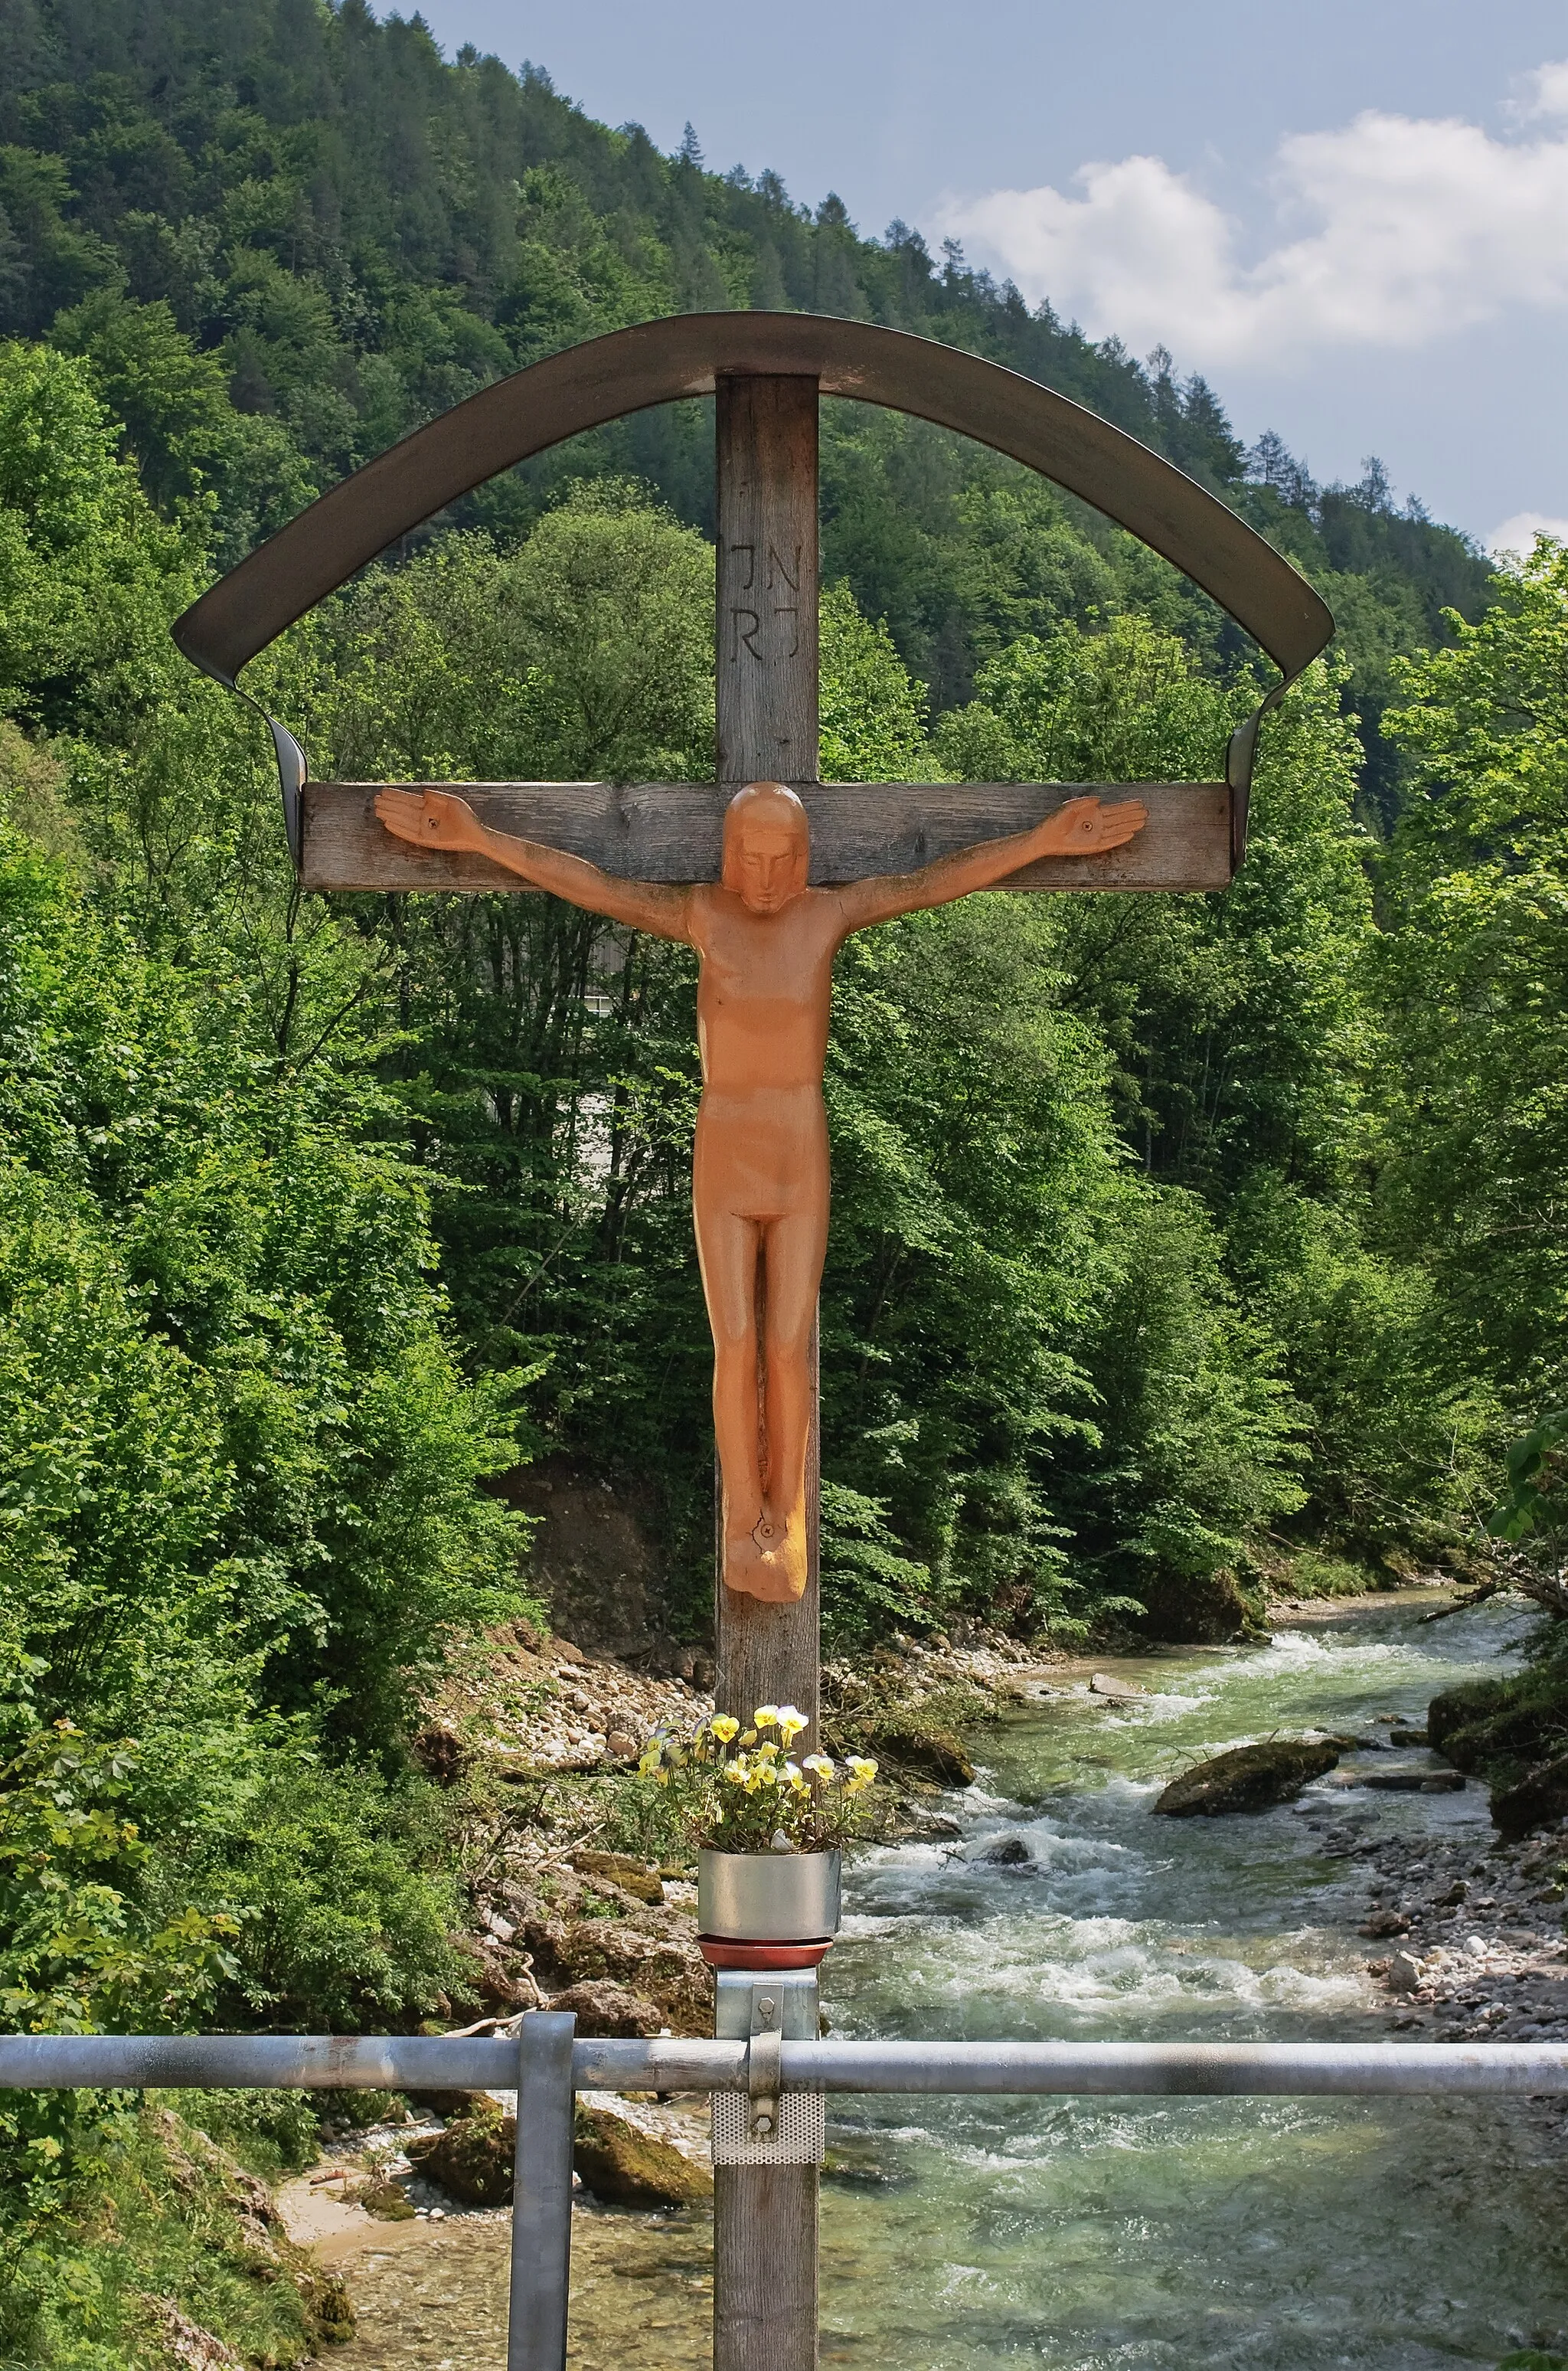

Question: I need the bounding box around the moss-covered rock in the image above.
[570,1849,664,1903]
[407,2098,515,2207]
[1132,1568,1268,1643]
[868,1722,976,1787]
[572,2104,712,2207]
[524,1915,713,2033]
[1491,1751,1568,1841]
[547,1977,663,2036]
[1154,1740,1339,1817]
[1429,1667,1568,1835]
[350,2176,416,2219]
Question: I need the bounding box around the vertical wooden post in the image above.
[712,370,822,2371]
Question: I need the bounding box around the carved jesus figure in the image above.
[376,782,1147,1604]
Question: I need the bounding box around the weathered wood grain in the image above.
[711,372,823,2371]
[299,779,1233,894]
[714,2163,818,2371]
[717,375,819,787]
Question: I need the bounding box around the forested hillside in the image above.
[3,5,1568,2359]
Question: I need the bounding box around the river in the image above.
[329,1591,1568,2369]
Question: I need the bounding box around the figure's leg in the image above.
[692,1197,768,1584]
[753,1204,828,1602]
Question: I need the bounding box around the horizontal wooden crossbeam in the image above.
[299,780,1233,895]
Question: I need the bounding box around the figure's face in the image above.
[724,810,809,912]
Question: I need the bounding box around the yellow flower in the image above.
[637,1748,662,1774]
[802,1752,834,1779]
[723,1759,747,1784]
[756,1761,779,1787]
[776,1704,808,1740]
[753,1704,780,1728]
[710,1715,740,1744]
[757,1738,779,1760]
[846,1755,877,1779]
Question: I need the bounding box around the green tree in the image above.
[1377,539,1568,1408]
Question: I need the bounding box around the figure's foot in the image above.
[752,1507,808,1602]
[722,1529,771,1599]
[720,1515,808,1603]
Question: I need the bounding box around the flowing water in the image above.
[331,1593,1568,2370]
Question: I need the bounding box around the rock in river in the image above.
[1153,1739,1339,1817]
[573,2104,712,2207]
[1491,1751,1568,1841]
[407,2097,515,2207]
[979,1836,1034,1868]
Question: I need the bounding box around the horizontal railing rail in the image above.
[12,2024,1566,2371]
[4,2032,1567,2097]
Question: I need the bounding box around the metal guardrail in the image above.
[6,2026,1566,2369]
[6,2031,1568,2096]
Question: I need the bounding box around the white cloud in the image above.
[1520,60,1568,119]
[936,67,1568,371]
[1488,510,1568,560]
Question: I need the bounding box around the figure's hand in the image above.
[1033,795,1148,857]
[374,787,489,855]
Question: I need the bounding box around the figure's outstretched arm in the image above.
[374,790,691,940]
[833,795,1148,935]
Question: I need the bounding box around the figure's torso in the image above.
[688,885,841,1097]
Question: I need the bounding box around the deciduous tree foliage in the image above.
[0,21,1551,2351]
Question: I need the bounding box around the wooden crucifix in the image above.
[174,314,1331,2371]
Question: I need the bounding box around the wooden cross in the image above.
[174,314,1331,2371]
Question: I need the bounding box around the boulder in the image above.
[547,1979,663,2037]
[871,1722,976,1787]
[404,2086,491,2121]
[1386,1949,1424,1995]
[449,1931,532,2010]
[1131,1566,1266,1643]
[1427,1678,1510,1761]
[1363,1769,1429,1791]
[572,2104,712,2207]
[570,1850,664,1904]
[524,1915,713,2034]
[1090,1673,1145,1700]
[1154,1740,1339,1817]
[1389,1725,1429,1747]
[407,2098,515,2207]
[979,1836,1033,1866]
[139,2302,243,2368]
[350,2176,416,2220]
[1492,1753,1568,1842]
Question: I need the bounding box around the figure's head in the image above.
[721,781,810,913]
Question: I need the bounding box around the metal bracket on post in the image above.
[507,2010,577,2371]
[712,1970,825,2168]
[749,1997,783,2140]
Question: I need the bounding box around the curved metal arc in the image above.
[169,312,1334,870]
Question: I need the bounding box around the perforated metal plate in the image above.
[711,2090,825,2168]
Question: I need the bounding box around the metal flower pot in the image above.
[697,1848,841,1941]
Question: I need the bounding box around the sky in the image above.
[409,0,1568,550]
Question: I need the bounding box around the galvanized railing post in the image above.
[507,2010,577,2371]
